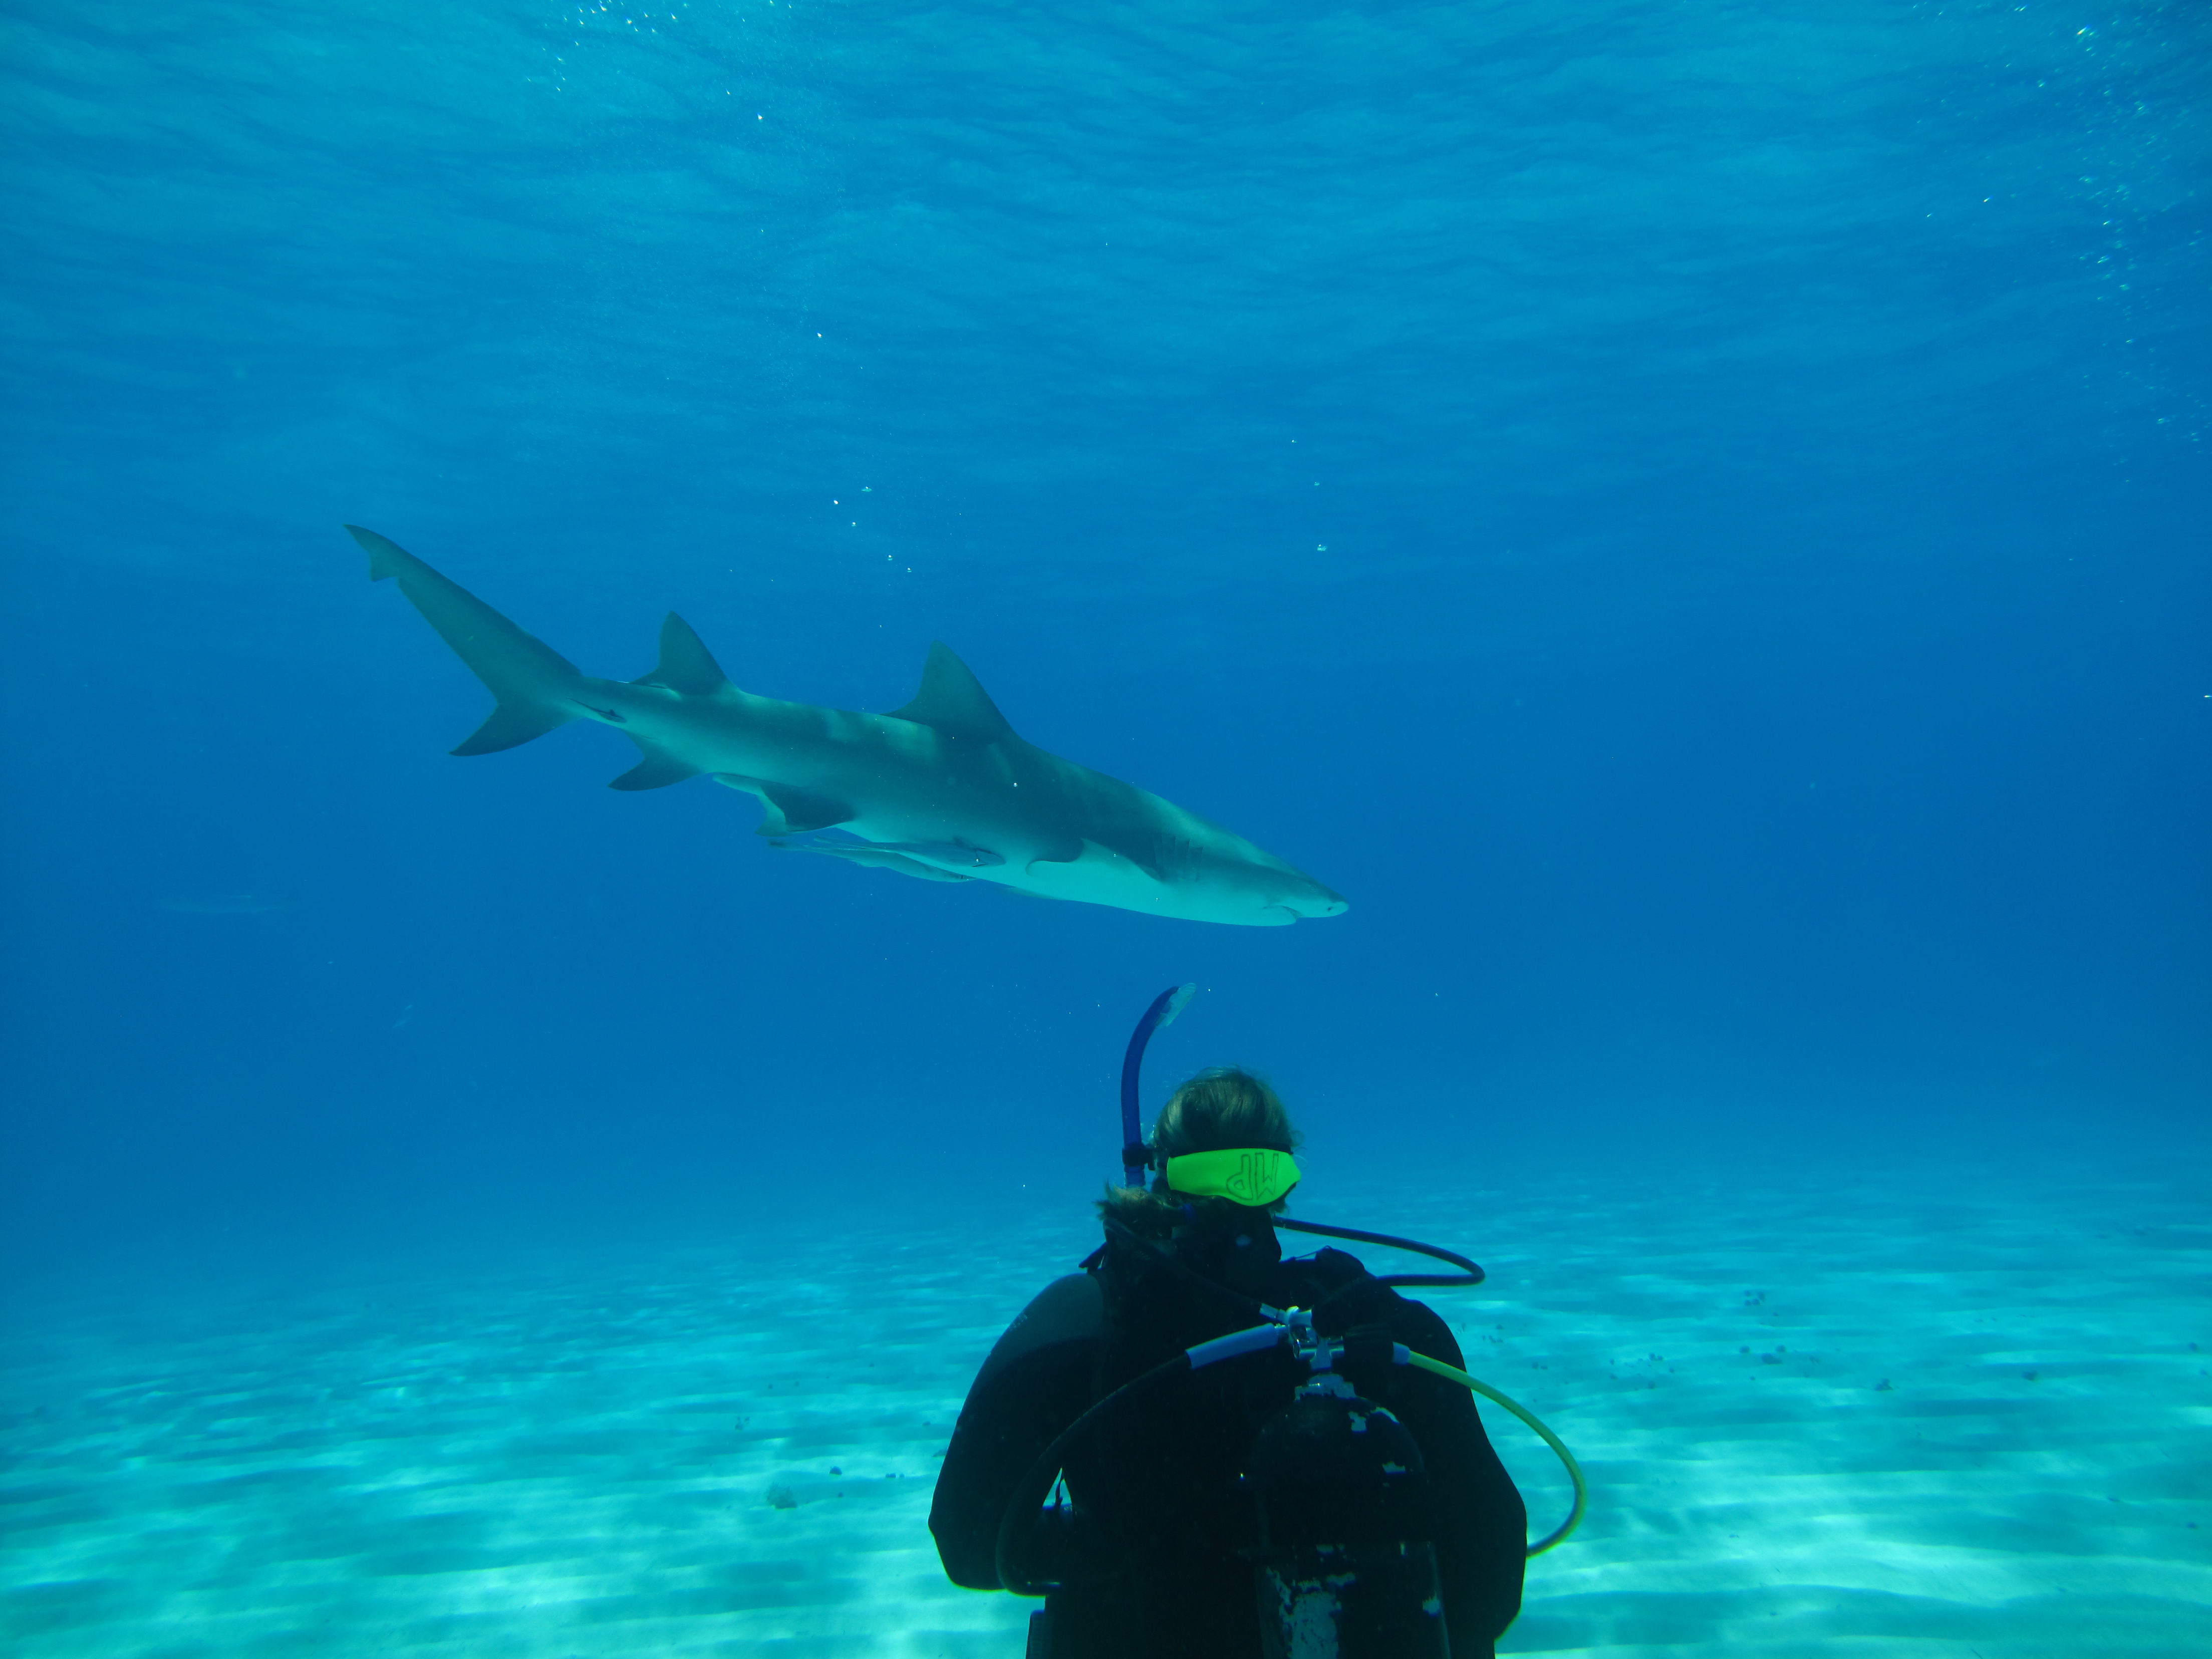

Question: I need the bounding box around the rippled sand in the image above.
[5,1164,2206,1655]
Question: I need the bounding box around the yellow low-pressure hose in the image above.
[1405,1350,1588,1556]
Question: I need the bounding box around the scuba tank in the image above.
[1246,1350,1451,1659]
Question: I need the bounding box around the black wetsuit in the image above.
[930,1210,1527,1657]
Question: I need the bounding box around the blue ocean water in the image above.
[2,2,2207,1653]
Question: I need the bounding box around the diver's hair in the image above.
[1099,1066,1302,1233]
[1152,1066,1300,1162]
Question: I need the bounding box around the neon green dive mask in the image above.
[1162,1148,1302,1207]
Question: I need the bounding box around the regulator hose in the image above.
[1275,1216,1487,1289]
[1404,1350,1587,1555]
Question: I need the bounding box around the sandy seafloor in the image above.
[5,1162,2208,1657]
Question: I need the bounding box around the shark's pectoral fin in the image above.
[713,775,854,835]
[609,738,701,791]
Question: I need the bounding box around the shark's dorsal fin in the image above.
[634,613,732,697]
[890,642,1015,740]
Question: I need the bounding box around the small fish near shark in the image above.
[349,527,1347,927]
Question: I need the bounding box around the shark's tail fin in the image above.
[347,525,582,755]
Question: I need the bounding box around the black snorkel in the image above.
[1115,984,1486,1290]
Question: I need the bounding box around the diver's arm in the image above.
[1389,1301,1528,1655]
[929,1274,1104,1589]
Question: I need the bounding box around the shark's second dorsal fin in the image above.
[890,642,1015,740]
[634,613,732,697]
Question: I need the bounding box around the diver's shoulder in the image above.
[1270,1244,1375,1307]
[970,1272,1105,1394]
[1014,1270,1105,1332]
[1291,1244,1373,1285]
[1279,1248,1451,1334]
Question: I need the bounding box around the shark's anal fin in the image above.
[714,775,854,835]
[610,738,701,791]
[633,614,733,697]
[888,642,1018,741]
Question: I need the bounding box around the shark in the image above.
[350,526,1347,927]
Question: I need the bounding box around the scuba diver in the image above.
[929,1058,1533,1658]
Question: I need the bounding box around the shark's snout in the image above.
[1269,879,1349,921]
